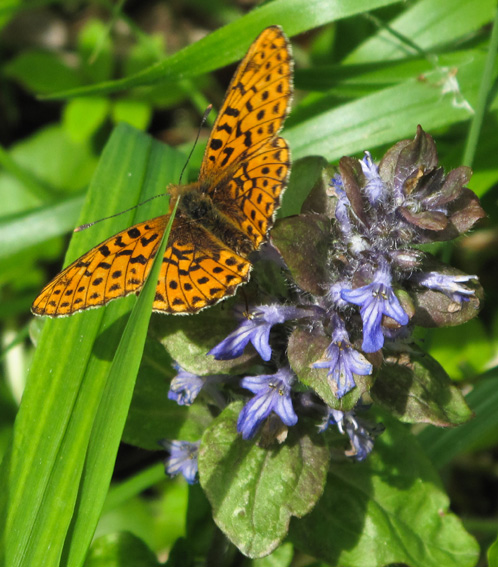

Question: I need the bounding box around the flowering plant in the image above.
[157,126,484,559]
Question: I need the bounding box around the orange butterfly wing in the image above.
[155,212,251,314]
[31,216,169,317]
[200,26,292,249]
[32,26,292,317]
[32,213,251,317]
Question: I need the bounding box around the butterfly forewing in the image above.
[200,25,293,185]
[213,136,290,248]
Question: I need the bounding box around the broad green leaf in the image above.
[289,417,480,567]
[85,532,160,567]
[63,97,111,142]
[0,0,21,30]
[253,543,294,567]
[4,50,83,94]
[371,347,473,426]
[198,402,330,558]
[272,214,331,296]
[0,145,58,205]
[111,99,152,131]
[0,124,98,216]
[426,319,492,380]
[488,537,498,567]
[279,156,328,218]
[155,300,259,376]
[123,338,213,450]
[0,124,185,567]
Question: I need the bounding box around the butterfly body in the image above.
[32,26,293,317]
[173,183,254,256]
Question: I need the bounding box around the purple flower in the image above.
[313,316,372,398]
[330,172,344,191]
[412,271,477,302]
[237,367,298,440]
[160,440,200,484]
[341,263,409,353]
[168,363,205,406]
[168,363,225,407]
[332,185,353,238]
[318,408,346,433]
[208,304,315,362]
[327,282,350,310]
[360,151,385,204]
[319,409,378,461]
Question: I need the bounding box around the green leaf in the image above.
[345,0,496,62]
[411,275,482,329]
[111,99,152,131]
[43,0,401,99]
[77,19,113,84]
[85,532,161,567]
[0,124,97,217]
[295,51,474,91]
[286,51,495,161]
[0,0,21,30]
[371,347,473,426]
[0,124,185,567]
[425,319,492,380]
[62,154,177,566]
[271,214,331,296]
[63,97,111,142]
[184,484,217,560]
[417,369,498,469]
[198,402,329,558]
[279,156,329,218]
[4,50,83,94]
[488,536,498,567]
[289,417,480,567]
[253,542,294,567]
[155,300,259,376]
[0,194,84,261]
[123,338,213,450]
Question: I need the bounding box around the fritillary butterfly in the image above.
[32,26,293,317]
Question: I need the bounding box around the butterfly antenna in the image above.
[178,104,212,185]
[75,105,212,234]
[74,194,166,232]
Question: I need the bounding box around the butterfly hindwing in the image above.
[31,216,169,317]
[154,213,251,314]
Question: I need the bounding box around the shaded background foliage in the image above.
[1,0,498,566]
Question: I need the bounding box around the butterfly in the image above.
[31,26,293,317]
